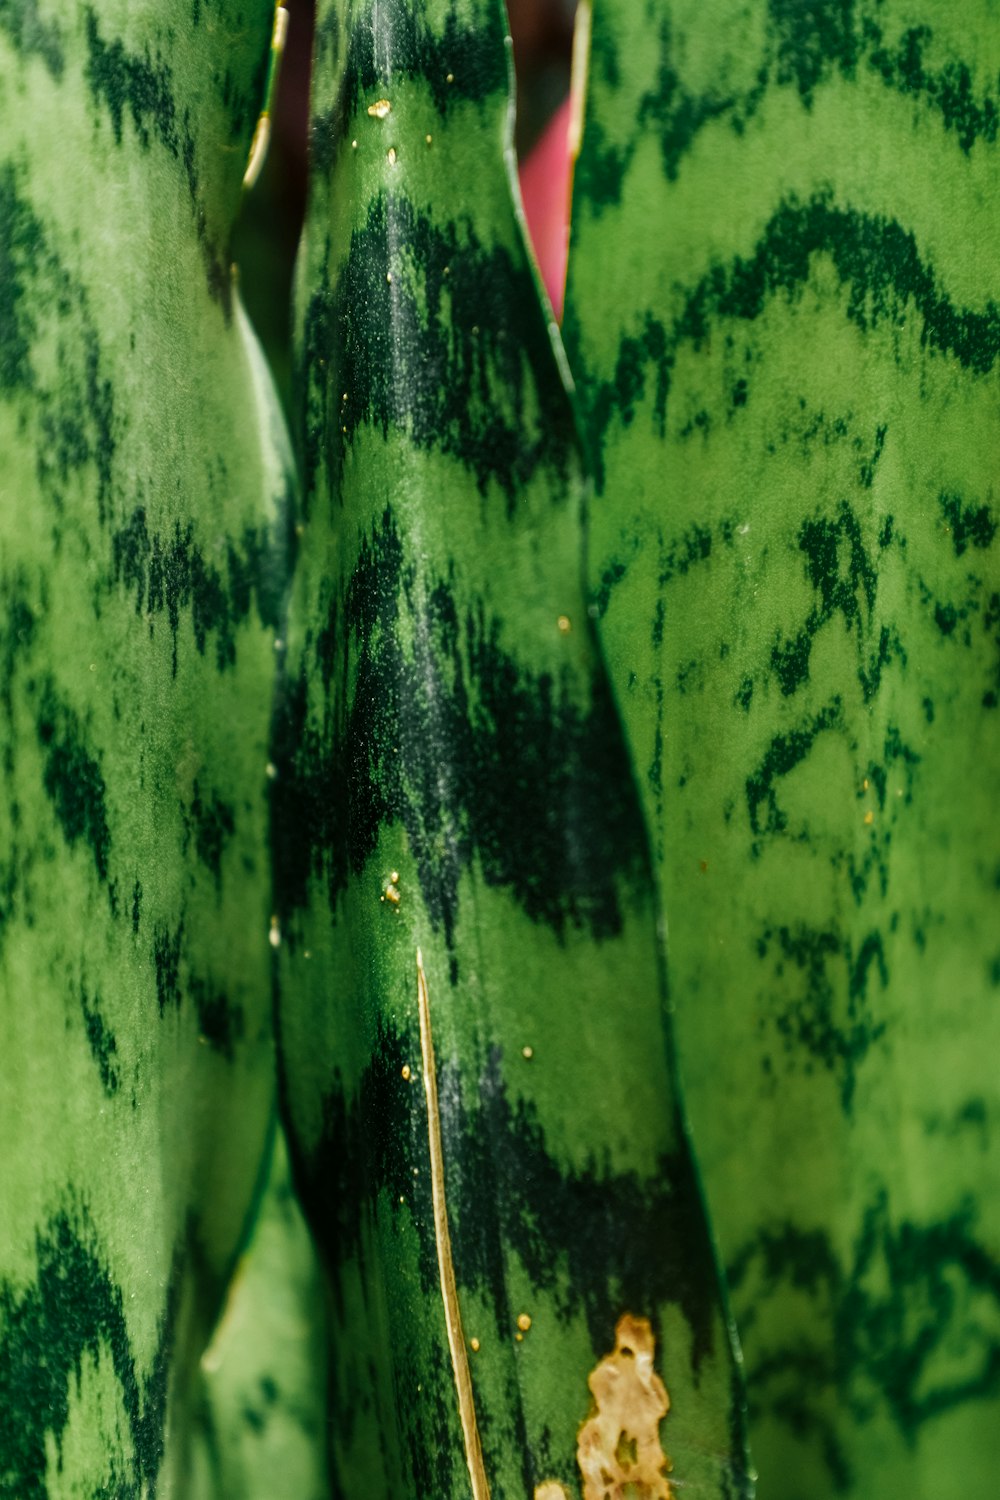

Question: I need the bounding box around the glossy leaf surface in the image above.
[274,1,751,1495]
[564,3,1000,1495]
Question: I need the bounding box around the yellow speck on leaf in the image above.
[517,1313,532,1332]
[368,98,392,118]
[864,810,874,826]
[401,1064,412,1081]
[534,1486,570,1500]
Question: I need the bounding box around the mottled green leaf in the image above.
[565,3,1000,1496]
[275,1,750,1496]
[0,3,292,1492]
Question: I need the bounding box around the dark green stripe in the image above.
[309,0,506,169]
[271,507,646,955]
[580,4,999,205]
[291,1020,721,1367]
[300,193,574,511]
[0,0,64,79]
[0,1213,178,1499]
[111,505,290,675]
[575,193,1000,483]
[730,1194,1000,1481]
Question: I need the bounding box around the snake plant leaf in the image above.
[0,4,292,1492]
[188,1123,330,1500]
[273,1,751,1495]
[563,3,1000,1496]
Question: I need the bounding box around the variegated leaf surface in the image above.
[0,3,292,1493]
[564,3,1000,1496]
[273,1,751,1496]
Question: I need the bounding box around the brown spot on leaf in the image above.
[578,1314,673,1498]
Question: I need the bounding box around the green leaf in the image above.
[564,3,1000,1495]
[0,4,292,1491]
[188,1124,330,1499]
[274,1,750,1495]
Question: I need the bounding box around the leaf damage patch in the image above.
[536,1314,674,1500]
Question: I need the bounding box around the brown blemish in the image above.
[538,1314,673,1500]
[577,1315,672,1498]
